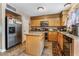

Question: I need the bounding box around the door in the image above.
[16,23,22,43]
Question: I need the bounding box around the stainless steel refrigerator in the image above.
[5,16,22,49]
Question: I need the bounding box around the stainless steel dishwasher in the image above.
[63,35,73,56]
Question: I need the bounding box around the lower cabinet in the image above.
[57,32,73,56]
[57,32,64,50]
[48,31,57,41]
[48,31,63,55]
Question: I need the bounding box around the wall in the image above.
[1,3,6,52]
[22,15,30,42]
[22,16,30,34]
[0,3,2,50]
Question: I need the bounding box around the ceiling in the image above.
[9,3,71,16]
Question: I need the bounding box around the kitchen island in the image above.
[25,32,45,56]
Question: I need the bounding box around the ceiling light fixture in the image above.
[37,7,45,12]
[64,3,71,7]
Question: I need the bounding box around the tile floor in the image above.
[0,41,53,56]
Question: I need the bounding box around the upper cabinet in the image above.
[30,14,61,27]
[61,10,69,26]
[31,19,41,26]
[48,17,60,26]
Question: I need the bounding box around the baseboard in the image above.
[0,49,6,52]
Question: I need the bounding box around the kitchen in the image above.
[0,3,79,56]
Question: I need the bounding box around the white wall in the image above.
[1,3,6,52]
[0,3,2,50]
[22,15,30,42]
[22,16,30,34]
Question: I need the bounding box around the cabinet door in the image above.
[56,18,60,26]
[62,14,68,26]
[58,33,63,50]
[49,18,60,26]
[48,32,57,41]
[55,18,60,26]
[48,18,55,26]
[31,20,40,26]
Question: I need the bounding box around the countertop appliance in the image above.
[5,16,22,49]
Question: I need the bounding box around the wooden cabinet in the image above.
[57,32,64,50]
[30,14,61,27]
[61,10,69,26]
[48,19,54,26]
[61,14,68,26]
[48,31,57,41]
[54,18,60,26]
[31,20,40,26]
[48,18,60,26]
[31,18,60,27]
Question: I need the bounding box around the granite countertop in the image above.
[30,30,79,39]
[25,32,44,36]
[58,31,79,40]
